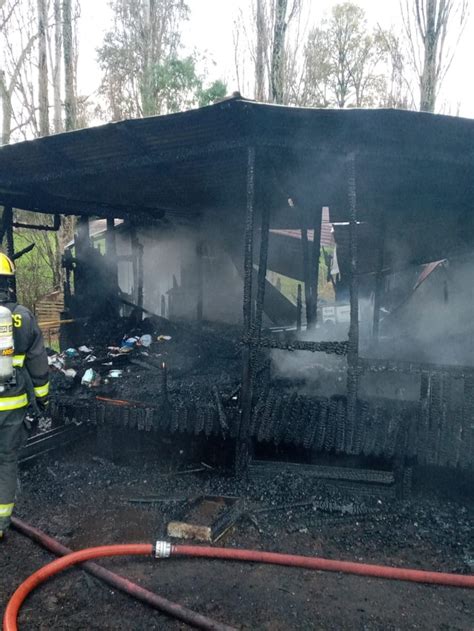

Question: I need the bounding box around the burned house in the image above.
[0,96,473,485]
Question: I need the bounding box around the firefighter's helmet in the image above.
[0,253,15,276]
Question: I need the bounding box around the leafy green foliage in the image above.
[98,0,226,119]
[13,230,57,311]
[297,1,403,109]
[198,79,227,108]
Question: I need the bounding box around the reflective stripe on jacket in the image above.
[0,302,49,407]
[0,394,28,410]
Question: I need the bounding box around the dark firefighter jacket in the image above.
[0,302,49,411]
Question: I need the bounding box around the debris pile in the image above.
[46,316,474,471]
[49,317,243,438]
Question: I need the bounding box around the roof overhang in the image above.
[0,97,473,273]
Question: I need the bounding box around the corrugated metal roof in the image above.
[0,97,473,274]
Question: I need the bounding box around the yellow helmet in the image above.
[0,253,15,276]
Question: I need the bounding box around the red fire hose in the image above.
[8,518,235,631]
[5,524,474,631]
[173,544,474,588]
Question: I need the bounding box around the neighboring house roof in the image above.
[269,208,335,248]
[413,259,446,291]
[385,259,448,319]
[65,218,124,249]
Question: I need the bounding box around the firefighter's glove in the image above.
[36,397,49,413]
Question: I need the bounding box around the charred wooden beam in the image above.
[73,215,90,305]
[20,423,94,463]
[236,146,256,475]
[12,244,35,261]
[372,218,385,339]
[253,202,271,363]
[359,356,474,377]
[346,154,359,448]
[0,192,167,222]
[196,240,204,322]
[311,206,323,326]
[296,283,302,331]
[243,335,348,355]
[3,206,16,296]
[12,214,61,232]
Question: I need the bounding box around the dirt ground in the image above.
[1,436,473,630]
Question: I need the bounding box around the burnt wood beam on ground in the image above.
[20,423,94,463]
[236,146,256,475]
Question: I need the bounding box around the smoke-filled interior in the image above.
[0,99,473,476]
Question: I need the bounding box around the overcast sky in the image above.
[77,0,474,118]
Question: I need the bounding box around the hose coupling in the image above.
[154,540,171,558]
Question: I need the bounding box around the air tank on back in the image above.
[0,305,14,391]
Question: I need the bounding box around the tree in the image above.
[63,0,77,130]
[234,0,305,104]
[52,0,63,133]
[294,2,400,109]
[98,0,187,119]
[305,3,388,108]
[98,0,226,119]
[197,79,227,108]
[255,0,266,101]
[401,0,469,112]
[377,28,414,109]
[271,0,289,102]
[0,0,81,307]
[298,26,332,107]
[38,0,49,136]
[0,1,38,144]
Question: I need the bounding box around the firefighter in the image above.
[0,253,49,540]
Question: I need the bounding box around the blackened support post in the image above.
[346,154,359,449]
[73,216,90,307]
[106,217,119,317]
[196,240,204,323]
[296,283,302,331]
[372,218,385,340]
[310,206,323,327]
[3,206,16,297]
[137,241,144,310]
[254,202,270,346]
[131,228,143,313]
[301,226,313,328]
[106,218,116,258]
[236,146,256,476]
